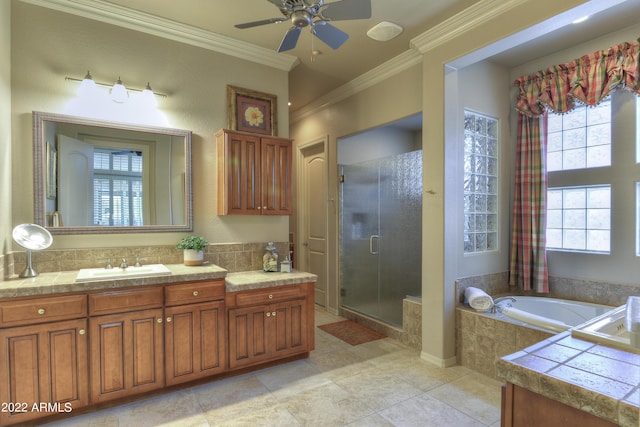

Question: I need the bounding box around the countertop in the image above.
[496,331,640,427]
[0,264,317,299]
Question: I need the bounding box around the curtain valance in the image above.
[513,41,640,117]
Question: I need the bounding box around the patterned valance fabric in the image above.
[513,41,640,118]
[509,41,639,293]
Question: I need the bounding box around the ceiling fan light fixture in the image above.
[366,21,403,42]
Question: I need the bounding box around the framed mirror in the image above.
[33,111,193,234]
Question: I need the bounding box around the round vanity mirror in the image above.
[12,223,53,278]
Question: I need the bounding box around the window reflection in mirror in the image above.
[33,111,193,234]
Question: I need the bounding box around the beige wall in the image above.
[291,64,423,314]
[291,0,592,365]
[1,2,11,254]
[9,1,290,250]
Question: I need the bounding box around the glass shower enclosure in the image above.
[340,150,422,327]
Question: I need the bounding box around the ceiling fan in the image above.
[234,0,372,53]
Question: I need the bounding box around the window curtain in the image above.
[509,41,640,292]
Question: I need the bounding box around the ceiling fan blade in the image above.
[322,0,372,21]
[278,26,302,52]
[235,17,286,29]
[312,21,349,49]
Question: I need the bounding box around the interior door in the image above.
[58,135,94,226]
[299,140,328,306]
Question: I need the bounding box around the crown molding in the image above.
[291,49,423,123]
[20,0,300,72]
[292,0,529,123]
[410,0,528,53]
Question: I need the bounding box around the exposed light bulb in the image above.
[78,70,97,98]
[110,77,128,103]
[141,82,157,107]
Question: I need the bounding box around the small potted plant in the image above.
[176,235,209,266]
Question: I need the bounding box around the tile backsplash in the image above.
[4,241,289,279]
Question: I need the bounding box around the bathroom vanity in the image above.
[0,265,316,426]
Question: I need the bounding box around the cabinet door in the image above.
[261,137,292,215]
[165,301,226,386]
[271,298,309,359]
[228,305,271,369]
[0,319,88,426]
[89,309,164,403]
[219,131,261,215]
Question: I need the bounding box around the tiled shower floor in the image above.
[43,307,502,426]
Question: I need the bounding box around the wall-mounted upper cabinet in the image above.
[216,129,292,216]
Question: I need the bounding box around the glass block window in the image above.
[464,110,499,253]
[547,98,611,171]
[547,185,610,252]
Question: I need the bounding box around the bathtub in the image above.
[495,296,614,333]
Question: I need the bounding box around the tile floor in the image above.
[44,307,503,427]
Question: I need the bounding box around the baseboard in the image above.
[420,351,458,368]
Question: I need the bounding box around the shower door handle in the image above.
[369,235,380,255]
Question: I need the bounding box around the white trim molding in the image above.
[20,0,300,72]
[410,0,528,54]
[290,49,423,123]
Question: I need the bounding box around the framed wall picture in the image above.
[227,85,277,136]
[46,140,57,199]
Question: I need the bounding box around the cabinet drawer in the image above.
[0,294,87,327]
[233,286,306,307]
[89,286,163,316]
[165,280,225,306]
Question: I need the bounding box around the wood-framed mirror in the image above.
[32,111,193,234]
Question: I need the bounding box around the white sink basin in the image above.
[76,264,172,282]
[571,305,638,354]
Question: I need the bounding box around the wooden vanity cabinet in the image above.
[216,129,292,216]
[88,287,164,404]
[501,382,618,427]
[0,294,89,426]
[226,283,314,369]
[164,280,226,386]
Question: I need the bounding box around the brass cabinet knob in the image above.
[193,290,199,296]
[79,329,86,335]
[272,311,276,317]
[157,318,163,323]
[266,312,271,317]
[166,317,172,322]
[37,308,46,315]
[268,294,273,299]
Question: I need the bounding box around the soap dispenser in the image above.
[262,242,279,272]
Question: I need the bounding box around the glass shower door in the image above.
[340,150,422,327]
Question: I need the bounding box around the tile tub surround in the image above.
[456,307,553,380]
[455,272,638,307]
[4,241,289,278]
[497,332,640,427]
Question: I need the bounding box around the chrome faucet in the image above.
[494,296,516,305]
[119,258,128,269]
[492,296,516,313]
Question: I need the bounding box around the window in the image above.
[463,110,499,253]
[546,97,612,253]
[547,99,611,171]
[547,185,611,252]
[93,149,143,226]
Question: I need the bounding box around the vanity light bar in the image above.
[65,74,168,98]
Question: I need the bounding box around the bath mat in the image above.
[318,320,386,346]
